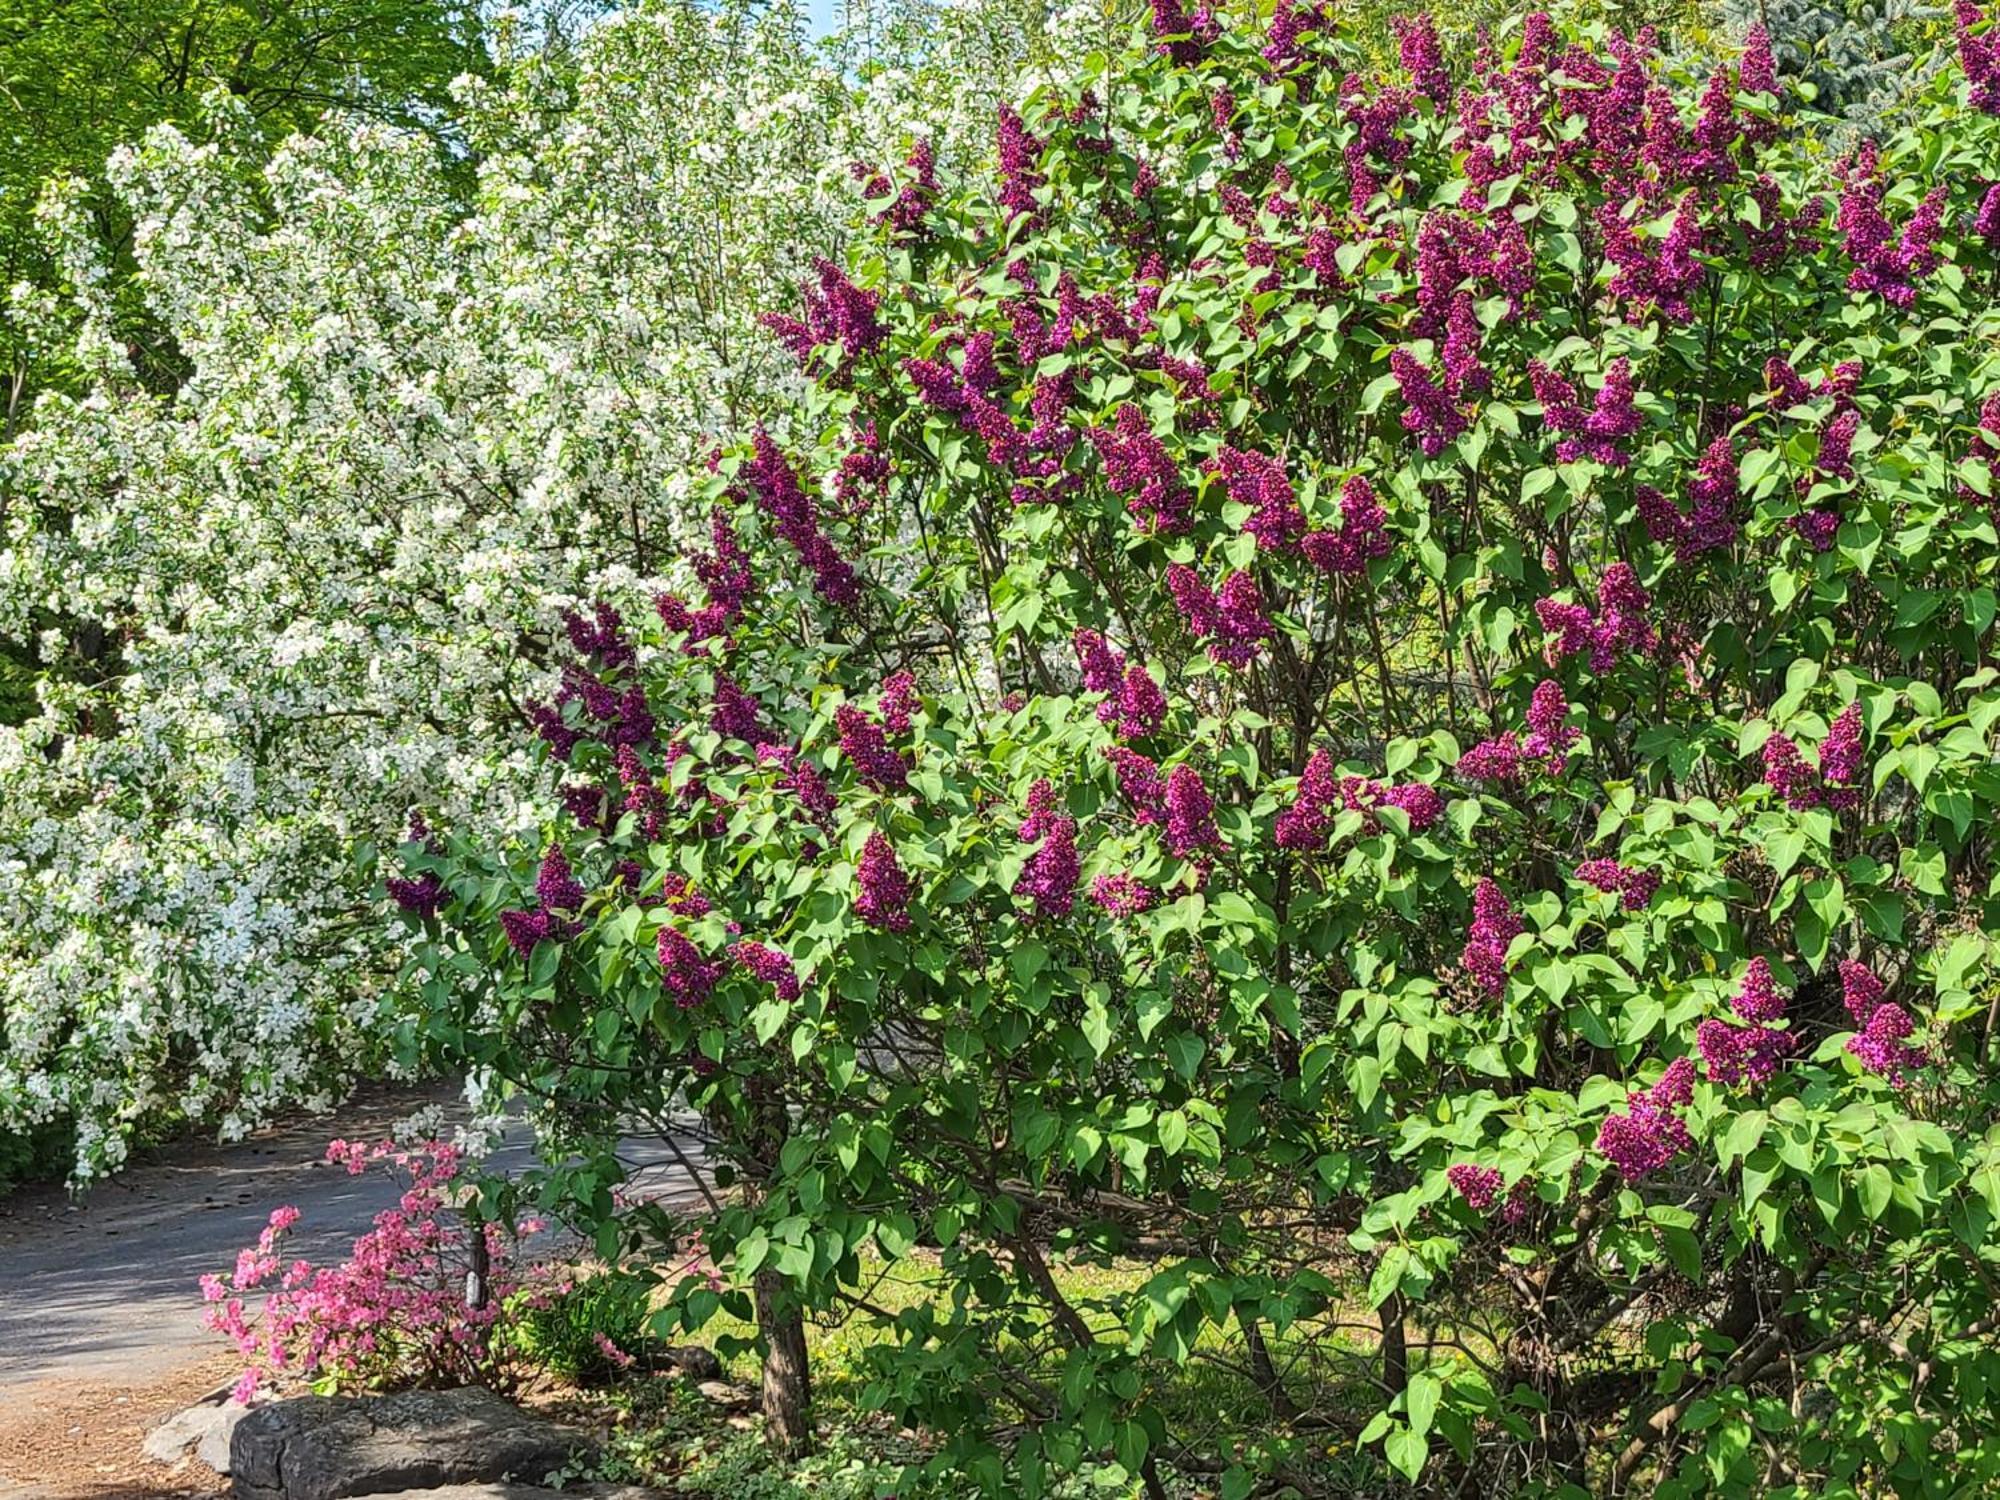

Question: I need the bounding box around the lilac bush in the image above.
[394,4,2000,1493]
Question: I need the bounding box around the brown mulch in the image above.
[0,1354,239,1500]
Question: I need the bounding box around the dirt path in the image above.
[0,1083,707,1498]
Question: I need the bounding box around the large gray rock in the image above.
[144,1394,256,1472]
[229,1388,595,1500]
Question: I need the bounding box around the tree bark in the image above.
[753,1266,814,1456]
[1381,1293,1409,1396]
[1240,1310,1299,1420]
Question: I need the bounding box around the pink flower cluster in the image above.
[854,139,939,236]
[1446,1162,1502,1210]
[1014,778,1082,920]
[385,814,445,918]
[1207,444,1305,552]
[1596,1057,1695,1179]
[1693,960,1795,1090]
[203,1141,532,1399]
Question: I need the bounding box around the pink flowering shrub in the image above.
[202,1141,538,1398]
[391,6,2000,1494]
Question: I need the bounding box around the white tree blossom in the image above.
[0,0,1124,1176]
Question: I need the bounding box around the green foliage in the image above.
[396,2,2000,1495]
[1706,0,1956,127]
[505,1269,664,1385]
[0,1116,74,1194]
[0,0,494,398]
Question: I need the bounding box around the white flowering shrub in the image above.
[0,0,1122,1177]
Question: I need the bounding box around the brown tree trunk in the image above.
[1239,1310,1299,1420]
[1381,1293,1409,1396]
[753,1267,814,1456]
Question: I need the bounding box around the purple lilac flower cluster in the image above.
[1962,1,2000,111]
[386,814,446,918]
[855,832,913,932]
[1530,357,1645,467]
[731,940,801,1001]
[1574,857,1660,910]
[1595,1057,1695,1179]
[562,603,637,671]
[1091,406,1192,534]
[710,671,769,746]
[1090,873,1155,918]
[836,704,909,793]
[1276,748,1443,851]
[1761,704,1866,812]
[853,140,939,236]
[1460,679,1577,783]
[1837,142,1947,309]
[1163,764,1220,860]
[1207,445,1306,552]
[1694,954,1796,1089]
[743,432,859,608]
[1391,347,1467,456]
[656,509,755,647]
[1015,781,1082,920]
[1298,476,1394,576]
[997,106,1045,221]
[1461,878,1522,997]
[879,672,920,736]
[1842,958,1926,1084]
[761,257,884,375]
[499,846,591,958]
[658,927,721,1009]
[1071,630,1165,739]
[1535,563,1656,671]
[1447,1163,1502,1210]
[1166,564,1272,668]
[1636,434,1739,558]
[834,422,892,515]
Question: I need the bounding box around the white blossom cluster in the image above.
[0,0,1124,1177]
